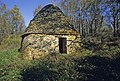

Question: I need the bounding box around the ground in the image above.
[0,35,120,81]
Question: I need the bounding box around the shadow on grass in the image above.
[21,55,120,81]
[21,65,59,81]
[74,55,120,81]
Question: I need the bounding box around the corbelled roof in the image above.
[23,4,78,35]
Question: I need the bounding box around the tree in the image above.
[51,0,120,37]
[33,5,42,16]
[0,3,7,44]
[103,0,120,37]
[11,5,25,34]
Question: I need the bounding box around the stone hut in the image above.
[19,4,80,60]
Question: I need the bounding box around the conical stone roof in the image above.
[24,4,77,35]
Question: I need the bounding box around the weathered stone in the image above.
[19,4,81,60]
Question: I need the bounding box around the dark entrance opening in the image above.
[59,37,67,53]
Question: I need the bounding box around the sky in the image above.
[2,0,53,26]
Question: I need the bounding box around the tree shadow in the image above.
[21,65,59,81]
[21,54,120,81]
[74,55,120,81]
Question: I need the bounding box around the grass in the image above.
[0,45,94,81]
[0,48,21,81]
[0,48,34,81]
[0,34,120,81]
[0,35,32,81]
[0,48,25,81]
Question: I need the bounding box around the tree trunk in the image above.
[113,17,116,37]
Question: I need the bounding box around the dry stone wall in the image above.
[21,34,80,59]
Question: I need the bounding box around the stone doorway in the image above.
[59,37,67,53]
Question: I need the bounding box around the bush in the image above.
[0,34,21,50]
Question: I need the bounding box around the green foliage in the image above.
[0,49,21,81]
[82,35,120,58]
[0,3,26,45]
[0,34,21,50]
[0,35,31,81]
[11,5,26,34]
[0,48,33,81]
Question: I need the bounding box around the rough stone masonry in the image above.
[19,4,81,60]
